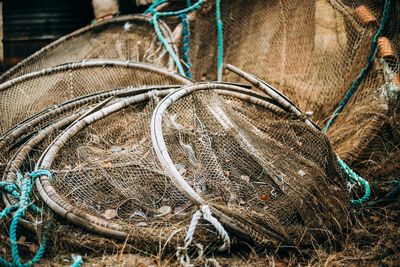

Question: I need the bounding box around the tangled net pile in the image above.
[0,0,399,266]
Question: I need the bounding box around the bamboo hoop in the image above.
[0,15,179,83]
[32,83,285,241]
[150,82,307,245]
[0,59,191,136]
[35,90,174,239]
[1,85,189,238]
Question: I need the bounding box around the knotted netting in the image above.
[0,0,399,265]
[21,85,274,255]
[170,0,400,179]
[0,62,194,262]
[0,14,178,84]
[0,60,190,178]
[151,80,353,248]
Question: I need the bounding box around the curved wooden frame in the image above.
[31,83,285,241]
[0,59,191,136]
[0,14,179,83]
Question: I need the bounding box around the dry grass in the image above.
[1,195,399,266]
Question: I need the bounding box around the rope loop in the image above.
[337,155,371,204]
[28,169,52,180]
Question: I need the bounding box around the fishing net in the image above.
[0,59,190,137]
[0,59,190,209]
[0,0,399,265]
[23,85,279,255]
[171,0,400,179]
[151,81,352,248]
[0,14,178,83]
[1,76,193,261]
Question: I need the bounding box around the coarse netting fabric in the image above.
[171,0,400,179]
[31,87,256,254]
[152,83,352,248]
[0,60,191,178]
[0,69,193,258]
[32,92,211,252]
[0,93,198,261]
[0,15,178,83]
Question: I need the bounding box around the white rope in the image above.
[176,205,230,266]
[200,205,230,252]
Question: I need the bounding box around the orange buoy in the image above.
[354,5,378,26]
[377,37,397,63]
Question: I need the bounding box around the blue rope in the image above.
[337,156,371,204]
[178,14,192,78]
[143,0,204,77]
[0,169,52,267]
[323,0,391,133]
[216,0,223,82]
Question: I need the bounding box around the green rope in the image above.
[0,169,52,267]
[323,0,391,133]
[365,181,399,206]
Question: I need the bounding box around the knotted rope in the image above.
[0,169,55,267]
[176,205,230,267]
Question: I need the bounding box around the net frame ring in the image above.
[32,82,283,245]
[0,85,187,227]
[0,14,179,83]
[150,82,307,246]
[34,89,181,241]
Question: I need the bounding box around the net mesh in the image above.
[0,14,178,83]
[34,93,218,253]
[153,84,352,247]
[0,60,190,137]
[0,60,190,181]
[1,89,195,259]
[173,0,400,179]
[0,0,399,265]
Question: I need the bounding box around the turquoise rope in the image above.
[337,156,371,204]
[323,0,391,133]
[70,255,83,267]
[143,0,204,77]
[0,169,52,267]
[143,0,169,15]
[150,14,186,76]
[216,0,223,82]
